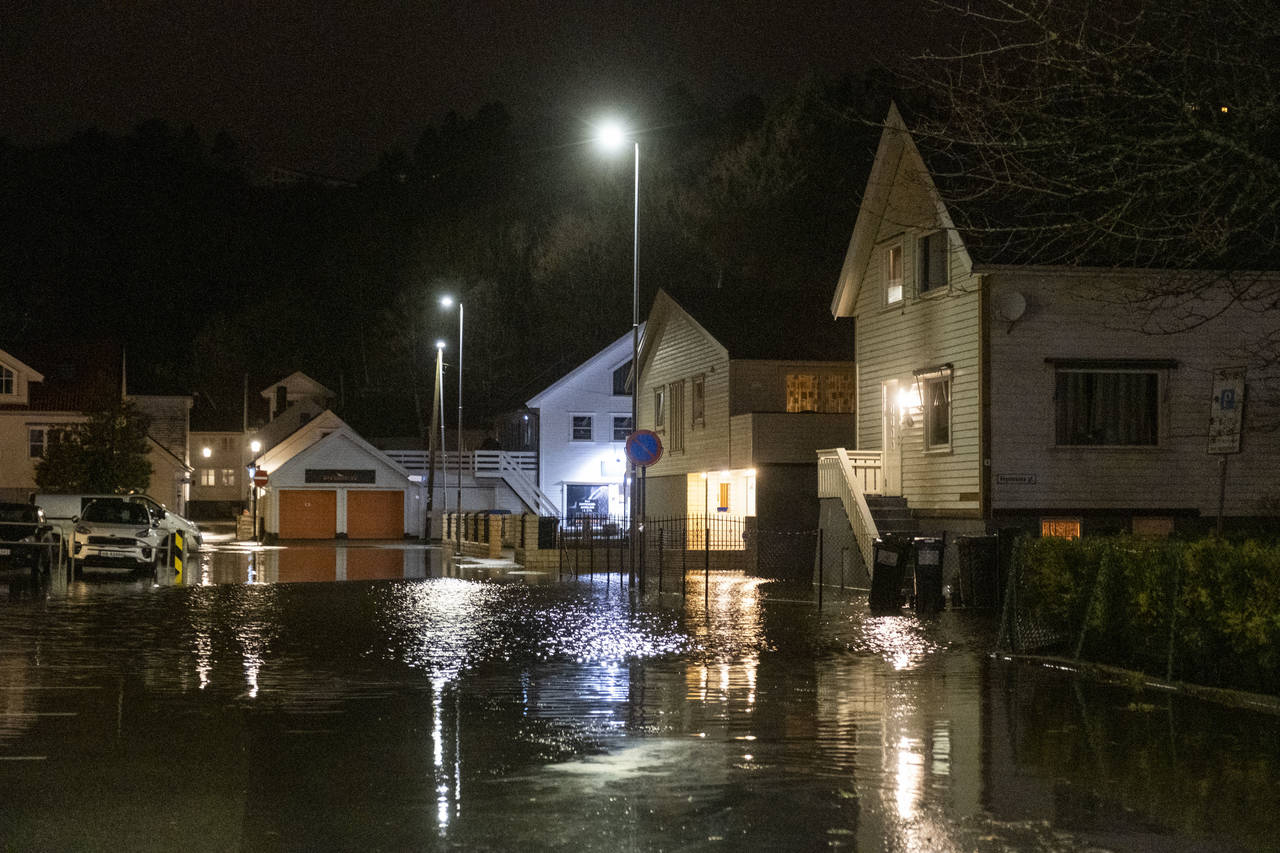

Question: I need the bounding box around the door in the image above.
[346,490,404,539]
[881,381,902,497]
[278,490,337,539]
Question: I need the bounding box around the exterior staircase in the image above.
[864,495,919,539]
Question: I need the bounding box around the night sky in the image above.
[3,0,934,177]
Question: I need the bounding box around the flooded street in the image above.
[1,544,1276,852]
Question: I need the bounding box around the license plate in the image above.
[0,548,10,556]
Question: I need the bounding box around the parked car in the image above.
[72,498,166,571]
[37,492,202,551]
[0,502,55,574]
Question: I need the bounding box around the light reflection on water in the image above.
[0,565,1275,852]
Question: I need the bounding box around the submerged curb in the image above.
[993,652,1280,715]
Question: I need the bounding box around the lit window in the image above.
[221,468,237,486]
[718,482,730,512]
[918,232,948,293]
[923,375,950,450]
[612,415,631,441]
[200,468,216,487]
[1041,518,1081,539]
[1055,370,1158,446]
[786,374,818,412]
[886,245,903,304]
[571,415,593,441]
[822,373,856,413]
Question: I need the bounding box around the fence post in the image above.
[1166,547,1181,682]
[704,520,710,608]
[817,528,824,609]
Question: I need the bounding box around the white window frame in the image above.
[28,427,46,458]
[570,414,594,442]
[200,468,217,487]
[885,244,904,305]
[611,360,632,397]
[653,387,666,431]
[220,468,237,486]
[611,414,632,442]
[917,231,948,294]
[0,365,14,396]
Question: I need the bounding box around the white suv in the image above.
[72,498,166,570]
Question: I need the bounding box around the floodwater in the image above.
[0,544,1276,852]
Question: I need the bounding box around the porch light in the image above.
[250,440,261,453]
[202,446,212,458]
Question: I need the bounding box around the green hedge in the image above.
[1013,536,1280,694]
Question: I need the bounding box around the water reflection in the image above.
[0,570,1275,851]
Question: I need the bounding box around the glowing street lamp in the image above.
[596,117,640,564]
[440,296,463,555]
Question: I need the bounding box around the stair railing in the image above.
[816,447,881,572]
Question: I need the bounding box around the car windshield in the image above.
[82,500,151,526]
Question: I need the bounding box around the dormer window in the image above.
[0,365,13,396]
[885,245,903,304]
[918,232,948,293]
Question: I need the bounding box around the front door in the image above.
[881,381,902,497]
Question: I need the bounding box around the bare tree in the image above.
[901,0,1280,349]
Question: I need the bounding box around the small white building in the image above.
[526,328,642,519]
[254,411,424,540]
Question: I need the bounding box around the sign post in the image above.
[624,430,663,588]
[1208,366,1246,537]
[251,468,269,542]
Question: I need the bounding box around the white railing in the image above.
[385,450,556,515]
[816,447,881,572]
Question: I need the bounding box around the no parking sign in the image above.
[625,430,663,467]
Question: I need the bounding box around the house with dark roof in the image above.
[819,102,1280,574]
[635,288,856,536]
[0,344,193,510]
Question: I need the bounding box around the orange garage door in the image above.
[346,489,405,539]
[278,490,337,539]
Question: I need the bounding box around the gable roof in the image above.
[653,287,855,363]
[260,418,413,483]
[526,326,642,408]
[261,371,335,401]
[831,102,974,319]
[254,409,348,469]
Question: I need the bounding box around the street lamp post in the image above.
[441,296,463,555]
[597,120,640,584]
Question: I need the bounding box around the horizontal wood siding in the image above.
[854,153,982,513]
[641,311,729,478]
[988,271,1280,515]
[728,361,857,416]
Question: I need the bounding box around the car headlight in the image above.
[136,529,153,538]
[75,525,91,535]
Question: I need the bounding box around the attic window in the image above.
[0,365,13,396]
[612,360,631,396]
[886,245,903,304]
[918,232,948,293]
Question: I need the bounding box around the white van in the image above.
[35,493,203,550]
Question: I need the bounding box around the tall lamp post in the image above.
[441,296,463,555]
[596,119,640,573]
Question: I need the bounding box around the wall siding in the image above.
[988,271,1280,516]
[853,152,982,514]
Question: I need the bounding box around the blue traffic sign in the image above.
[625,429,664,467]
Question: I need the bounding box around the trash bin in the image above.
[537,516,559,550]
[869,537,911,611]
[913,537,946,614]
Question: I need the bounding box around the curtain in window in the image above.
[1056,372,1157,445]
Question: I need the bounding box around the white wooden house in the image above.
[637,288,856,538]
[525,327,642,519]
[820,103,1280,570]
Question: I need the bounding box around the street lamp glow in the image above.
[439,295,454,309]
[201,446,212,458]
[435,340,446,350]
[250,440,261,453]
[597,120,628,152]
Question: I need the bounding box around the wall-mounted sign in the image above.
[996,473,1037,485]
[305,468,376,484]
[1207,366,1246,454]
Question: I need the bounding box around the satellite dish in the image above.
[995,291,1027,323]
